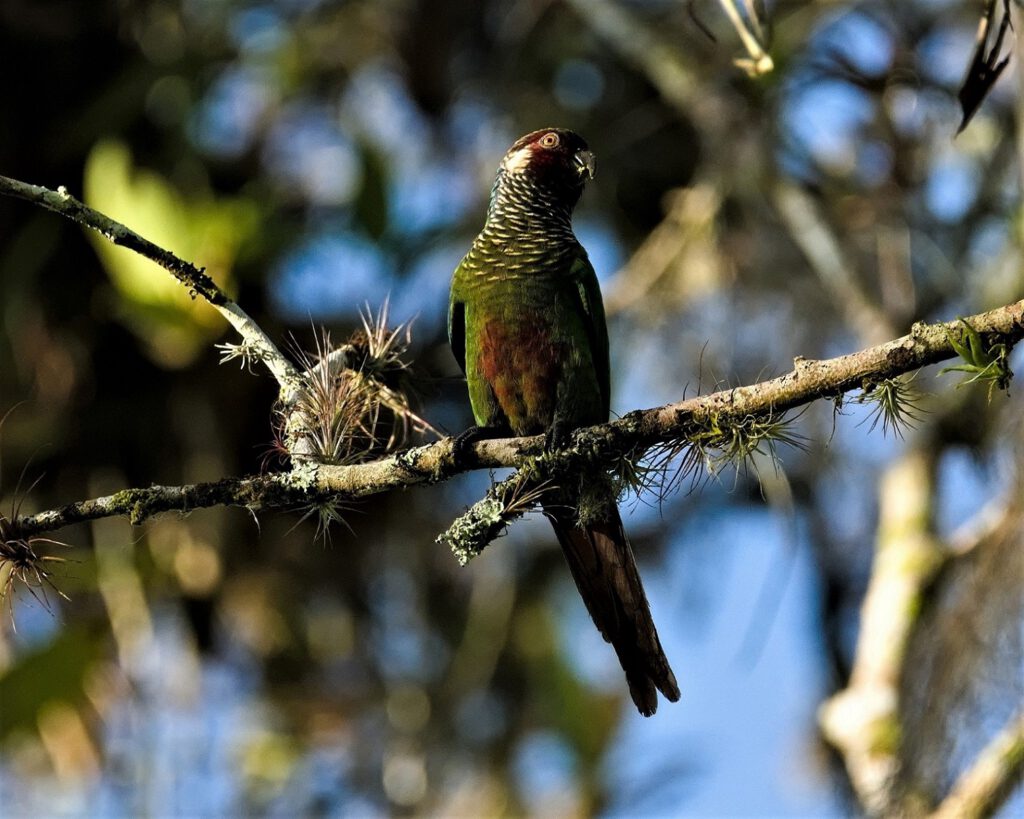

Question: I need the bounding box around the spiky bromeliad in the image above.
[448,128,680,716]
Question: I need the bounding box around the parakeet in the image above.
[448,128,679,716]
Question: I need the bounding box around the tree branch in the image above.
[820,451,1024,816]
[0,174,301,397]
[5,297,1022,541]
[818,449,943,815]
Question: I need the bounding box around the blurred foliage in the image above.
[0,0,1022,815]
[84,140,258,367]
[0,626,102,742]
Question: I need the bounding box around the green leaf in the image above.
[83,140,259,367]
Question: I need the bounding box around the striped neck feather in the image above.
[483,169,576,242]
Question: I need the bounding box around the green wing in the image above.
[570,251,611,417]
[448,259,467,374]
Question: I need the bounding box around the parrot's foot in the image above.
[544,418,573,454]
[451,425,506,467]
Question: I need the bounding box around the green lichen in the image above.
[904,592,922,622]
[396,443,441,481]
[897,545,943,577]
[575,475,618,528]
[107,488,140,512]
[436,470,552,564]
[285,461,320,491]
[868,715,902,756]
[437,496,506,566]
[1005,733,1024,769]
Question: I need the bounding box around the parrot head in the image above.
[499,128,596,202]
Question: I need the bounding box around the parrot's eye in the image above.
[539,132,560,149]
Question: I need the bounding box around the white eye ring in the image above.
[540,132,560,148]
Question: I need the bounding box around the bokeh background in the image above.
[1,0,1022,815]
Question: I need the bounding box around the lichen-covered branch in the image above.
[6,297,1023,541]
[436,470,551,564]
[10,468,317,535]
[0,174,301,396]
[604,300,1021,453]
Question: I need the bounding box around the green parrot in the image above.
[448,128,679,716]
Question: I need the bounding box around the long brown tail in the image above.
[546,503,680,716]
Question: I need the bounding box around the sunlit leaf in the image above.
[83,140,259,367]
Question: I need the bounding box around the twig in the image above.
[716,0,773,76]
[930,710,1024,819]
[604,185,724,315]
[563,0,698,113]
[773,182,896,345]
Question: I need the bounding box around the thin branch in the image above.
[930,710,1024,819]
[773,182,896,345]
[0,174,301,396]
[716,0,774,76]
[563,0,698,114]
[8,297,1023,539]
[604,185,724,315]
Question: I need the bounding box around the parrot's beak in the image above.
[574,150,597,180]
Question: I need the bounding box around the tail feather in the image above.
[546,503,680,716]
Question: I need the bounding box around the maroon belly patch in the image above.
[476,317,565,434]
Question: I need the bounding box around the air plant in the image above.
[854,374,927,439]
[0,519,70,624]
[941,317,1013,398]
[279,302,438,465]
